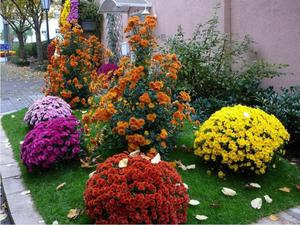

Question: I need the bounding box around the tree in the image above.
[12,0,44,64]
[0,0,31,59]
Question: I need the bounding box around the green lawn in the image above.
[1,109,300,224]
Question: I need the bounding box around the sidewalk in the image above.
[0,63,44,114]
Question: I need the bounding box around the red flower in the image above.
[84,153,189,224]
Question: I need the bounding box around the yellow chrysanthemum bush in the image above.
[194,105,290,176]
[83,16,194,158]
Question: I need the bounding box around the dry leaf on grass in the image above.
[11,115,15,118]
[183,183,189,189]
[175,160,187,170]
[189,199,200,206]
[251,198,262,209]
[118,158,129,168]
[67,208,80,220]
[80,159,94,168]
[279,187,291,193]
[56,182,66,191]
[52,220,59,225]
[186,164,196,170]
[21,190,30,195]
[195,215,208,221]
[264,195,272,203]
[0,213,7,222]
[247,183,261,189]
[221,187,236,196]
[295,184,300,192]
[269,214,279,221]
[151,153,161,164]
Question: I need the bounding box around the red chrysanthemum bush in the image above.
[84,153,189,224]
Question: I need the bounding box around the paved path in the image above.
[0,62,44,114]
[254,207,300,224]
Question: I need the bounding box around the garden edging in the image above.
[0,117,45,225]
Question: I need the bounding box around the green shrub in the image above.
[164,15,286,104]
[256,86,300,145]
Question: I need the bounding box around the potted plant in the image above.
[79,0,101,31]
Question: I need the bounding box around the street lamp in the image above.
[41,0,51,44]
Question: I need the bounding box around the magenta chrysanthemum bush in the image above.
[67,0,79,22]
[24,96,72,127]
[21,116,81,171]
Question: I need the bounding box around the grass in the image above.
[1,109,300,224]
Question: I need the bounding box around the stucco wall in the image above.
[150,0,224,41]
[231,0,300,88]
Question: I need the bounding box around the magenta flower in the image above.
[67,0,79,23]
[21,116,81,171]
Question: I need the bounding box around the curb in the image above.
[0,118,45,225]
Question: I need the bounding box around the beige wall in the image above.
[230,0,300,88]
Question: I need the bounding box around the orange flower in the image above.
[156,92,171,105]
[61,90,72,99]
[115,121,129,135]
[147,147,157,158]
[126,134,147,151]
[146,113,157,122]
[140,39,149,47]
[152,54,163,62]
[160,129,168,139]
[129,117,145,131]
[179,91,191,102]
[166,73,177,80]
[160,141,167,149]
[148,103,155,108]
[139,92,151,104]
[173,111,185,121]
[149,81,164,91]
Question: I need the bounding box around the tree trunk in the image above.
[35,29,43,64]
[16,32,26,60]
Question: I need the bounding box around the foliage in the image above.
[79,0,99,21]
[45,22,109,108]
[256,86,300,145]
[84,16,195,157]
[24,96,72,127]
[21,116,81,171]
[194,105,290,176]
[164,15,286,104]
[84,153,189,224]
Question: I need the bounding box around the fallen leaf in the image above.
[0,213,7,222]
[67,208,80,220]
[129,150,140,157]
[295,184,300,192]
[89,170,96,178]
[183,183,189,189]
[151,153,161,164]
[80,159,94,168]
[21,190,31,195]
[189,199,200,206]
[251,198,262,209]
[221,187,236,196]
[19,141,24,145]
[52,220,59,225]
[264,195,272,203]
[269,214,279,221]
[186,164,196,170]
[56,182,66,191]
[248,183,261,189]
[81,110,87,114]
[11,115,15,118]
[195,215,208,221]
[175,160,187,170]
[279,187,291,193]
[118,158,129,168]
[140,154,151,160]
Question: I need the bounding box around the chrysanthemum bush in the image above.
[24,96,72,127]
[83,16,194,157]
[194,105,290,175]
[21,116,81,171]
[84,153,189,224]
[45,22,109,108]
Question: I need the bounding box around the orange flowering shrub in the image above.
[84,16,194,157]
[44,22,110,108]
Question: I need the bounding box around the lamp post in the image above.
[41,0,51,44]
